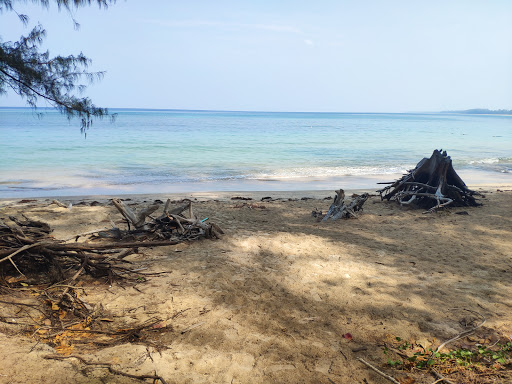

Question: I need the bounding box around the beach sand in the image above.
[0,186,511,383]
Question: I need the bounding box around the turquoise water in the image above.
[1,108,511,197]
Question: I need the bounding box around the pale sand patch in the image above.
[0,187,511,383]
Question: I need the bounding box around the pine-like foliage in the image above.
[0,0,115,129]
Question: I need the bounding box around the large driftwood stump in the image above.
[377,149,481,211]
[322,189,369,221]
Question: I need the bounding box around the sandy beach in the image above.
[0,185,511,384]
[2,0,512,382]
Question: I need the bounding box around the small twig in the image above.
[44,355,168,384]
[38,317,162,336]
[0,299,47,315]
[435,308,486,352]
[58,253,88,305]
[171,308,191,319]
[63,228,108,242]
[0,241,52,275]
[431,369,456,384]
[7,257,24,276]
[0,300,41,309]
[116,248,137,260]
[28,340,41,353]
[0,241,52,264]
[114,267,148,275]
[46,284,90,290]
[51,200,68,208]
[356,357,400,384]
[180,321,205,334]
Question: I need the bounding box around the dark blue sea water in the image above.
[1,108,511,197]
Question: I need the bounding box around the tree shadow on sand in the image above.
[1,194,511,383]
[120,193,512,383]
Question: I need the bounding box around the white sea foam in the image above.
[469,158,500,165]
[249,166,410,180]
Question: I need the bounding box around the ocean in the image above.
[1,108,511,198]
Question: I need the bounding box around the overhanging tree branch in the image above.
[0,0,116,129]
[0,66,102,116]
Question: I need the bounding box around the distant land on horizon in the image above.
[1,106,512,115]
[442,108,512,115]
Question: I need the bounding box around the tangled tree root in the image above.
[377,150,482,212]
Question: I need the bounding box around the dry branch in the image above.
[51,200,68,208]
[431,370,456,384]
[356,357,401,384]
[112,198,159,229]
[435,309,486,352]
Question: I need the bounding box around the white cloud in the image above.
[304,39,314,46]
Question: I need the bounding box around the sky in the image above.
[1,0,512,112]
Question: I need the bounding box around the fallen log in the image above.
[50,240,180,252]
[377,150,482,211]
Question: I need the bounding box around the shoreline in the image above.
[0,189,366,205]
[1,183,510,207]
[1,168,510,200]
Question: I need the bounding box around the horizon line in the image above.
[0,106,453,114]
[1,106,509,115]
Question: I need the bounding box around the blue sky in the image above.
[1,0,512,112]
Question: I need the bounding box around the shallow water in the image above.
[1,108,511,197]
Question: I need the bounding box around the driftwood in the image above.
[377,150,481,212]
[51,199,68,208]
[322,189,369,221]
[112,198,159,230]
[0,199,223,283]
[0,199,224,358]
[108,198,223,241]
